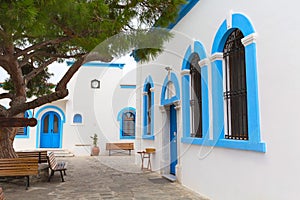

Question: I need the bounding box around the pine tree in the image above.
[0,0,186,158]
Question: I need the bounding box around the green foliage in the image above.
[3,66,54,98]
[0,0,186,97]
[90,134,98,147]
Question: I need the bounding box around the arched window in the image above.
[223,29,248,140]
[189,53,202,138]
[122,111,135,138]
[73,114,83,124]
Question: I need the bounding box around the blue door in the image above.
[170,105,178,175]
[40,111,61,148]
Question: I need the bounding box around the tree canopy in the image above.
[0,0,186,117]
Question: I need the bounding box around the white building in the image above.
[10,59,137,156]
[135,0,300,199]
[5,0,300,199]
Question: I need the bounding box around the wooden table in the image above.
[137,151,153,171]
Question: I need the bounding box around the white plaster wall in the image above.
[136,0,300,199]
[64,63,136,156]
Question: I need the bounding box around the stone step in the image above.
[36,148,75,157]
[162,174,177,182]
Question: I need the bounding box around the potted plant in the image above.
[90,134,100,156]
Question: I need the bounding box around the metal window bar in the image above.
[223,29,248,140]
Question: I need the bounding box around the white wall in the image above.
[136,0,300,199]
[64,62,137,156]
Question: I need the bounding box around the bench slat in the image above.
[16,151,48,163]
[47,152,67,182]
[106,142,134,156]
[0,158,38,189]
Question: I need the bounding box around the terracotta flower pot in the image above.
[91,146,100,156]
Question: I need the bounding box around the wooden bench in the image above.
[47,152,67,182]
[16,150,48,163]
[106,142,134,156]
[0,158,38,189]
[0,187,4,200]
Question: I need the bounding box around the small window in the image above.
[122,112,135,138]
[16,111,29,137]
[73,114,83,124]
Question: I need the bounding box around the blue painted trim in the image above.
[181,41,209,140]
[143,76,154,91]
[194,41,207,59]
[117,107,136,121]
[181,45,192,70]
[142,135,155,140]
[66,61,125,69]
[212,13,255,54]
[211,59,225,140]
[160,72,180,106]
[120,85,136,89]
[35,105,66,148]
[181,137,266,152]
[117,107,136,140]
[168,0,199,29]
[208,13,266,152]
[143,76,155,140]
[16,110,33,139]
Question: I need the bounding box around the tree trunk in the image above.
[0,127,17,158]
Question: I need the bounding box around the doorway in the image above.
[169,104,178,175]
[40,111,61,148]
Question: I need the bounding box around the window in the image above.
[118,108,136,139]
[189,53,202,138]
[143,76,154,140]
[181,42,209,143]
[73,114,83,124]
[16,111,30,137]
[122,112,135,138]
[223,29,248,140]
[208,13,266,152]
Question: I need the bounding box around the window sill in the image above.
[120,136,135,140]
[142,135,155,140]
[181,137,266,152]
[216,139,266,152]
[16,135,30,139]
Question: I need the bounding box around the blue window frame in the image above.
[181,41,209,145]
[117,107,136,139]
[210,13,266,152]
[16,110,32,138]
[73,114,83,124]
[143,76,155,140]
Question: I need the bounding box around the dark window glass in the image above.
[147,84,152,135]
[223,29,248,140]
[190,53,202,138]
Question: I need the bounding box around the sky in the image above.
[0,54,136,84]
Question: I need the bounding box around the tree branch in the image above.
[24,57,57,83]
[8,89,69,117]
[0,105,8,117]
[15,37,70,58]
[0,93,14,100]
[56,56,86,91]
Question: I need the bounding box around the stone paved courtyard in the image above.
[0,155,209,200]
